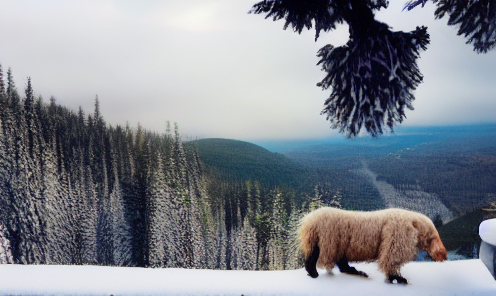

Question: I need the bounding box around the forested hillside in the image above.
[0,66,326,270]
[188,138,313,190]
[280,125,496,215]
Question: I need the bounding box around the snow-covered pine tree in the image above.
[109,145,132,266]
[71,148,86,265]
[128,123,150,267]
[308,184,326,211]
[0,76,14,264]
[0,108,13,265]
[268,189,285,270]
[96,152,114,266]
[238,212,257,270]
[328,189,343,209]
[250,0,494,137]
[0,65,5,99]
[41,135,68,264]
[214,199,228,270]
[284,203,303,269]
[168,124,194,268]
[6,91,46,264]
[186,150,213,269]
[0,222,13,264]
[146,150,168,268]
[81,144,99,265]
[268,189,301,270]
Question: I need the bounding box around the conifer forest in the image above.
[0,66,337,270]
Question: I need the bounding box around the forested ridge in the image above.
[0,66,334,269]
[188,138,314,191]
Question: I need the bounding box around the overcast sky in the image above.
[0,1,495,141]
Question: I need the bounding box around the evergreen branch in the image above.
[404,0,496,53]
[317,24,430,137]
[249,0,388,41]
[435,0,496,53]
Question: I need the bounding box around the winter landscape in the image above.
[1,0,496,295]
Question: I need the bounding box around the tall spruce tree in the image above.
[109,143,132,266]
[250,0,495,137]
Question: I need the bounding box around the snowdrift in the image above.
[0,259,495,296]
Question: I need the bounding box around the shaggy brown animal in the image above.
[298,207,447,284]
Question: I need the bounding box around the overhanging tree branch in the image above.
[250,0,494,137]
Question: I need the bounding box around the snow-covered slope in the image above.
[0,260,495,296]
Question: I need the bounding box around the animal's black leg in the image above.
[305,244,320,278]
[388,274,408,284]
[336,256,368,278]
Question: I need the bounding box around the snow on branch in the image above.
[317,23,429,137]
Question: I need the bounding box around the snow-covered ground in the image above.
[0,259,495,296]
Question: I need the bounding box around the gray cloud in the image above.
[0,0,494,140]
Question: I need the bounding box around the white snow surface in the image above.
[480,219,496,246]
[0,260,495,296]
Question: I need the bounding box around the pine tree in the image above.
[268,189,301,270]
[186,150,212,269]
[0,117,13,264]
[166,123,194,268]
[308,184,326,211]
[237,213,257,270]
[6,68,21,116]
[43,137,77,264]
[130,123,149,267]
[109,145,132,266]
[71,148,86,265]
[96,152,113,265]
[8,101,45,264]
[82,144,99,265]
[146,150,171,267]
[0,65,6,116]
[250,0,495,137]
[214,199,228,270]
[24,78,35,157]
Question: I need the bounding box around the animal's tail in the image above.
[298,215,320,278]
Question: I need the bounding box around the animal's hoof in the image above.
[388,275,408,284]
[341,266,368,278]
[307,272,319,278]
[357,271,369,278]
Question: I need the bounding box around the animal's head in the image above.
[427,235,447,262]
[414,217,447,262]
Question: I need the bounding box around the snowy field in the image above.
[0,260,495,296]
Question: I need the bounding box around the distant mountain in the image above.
[256,124,496,158]
[187,138,312,189]
[255,124,496,214]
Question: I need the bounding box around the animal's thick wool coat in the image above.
[298,207,447,283]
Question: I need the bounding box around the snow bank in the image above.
[480,219,496,245]
[0,260,495,296]
[479,218,496,278]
